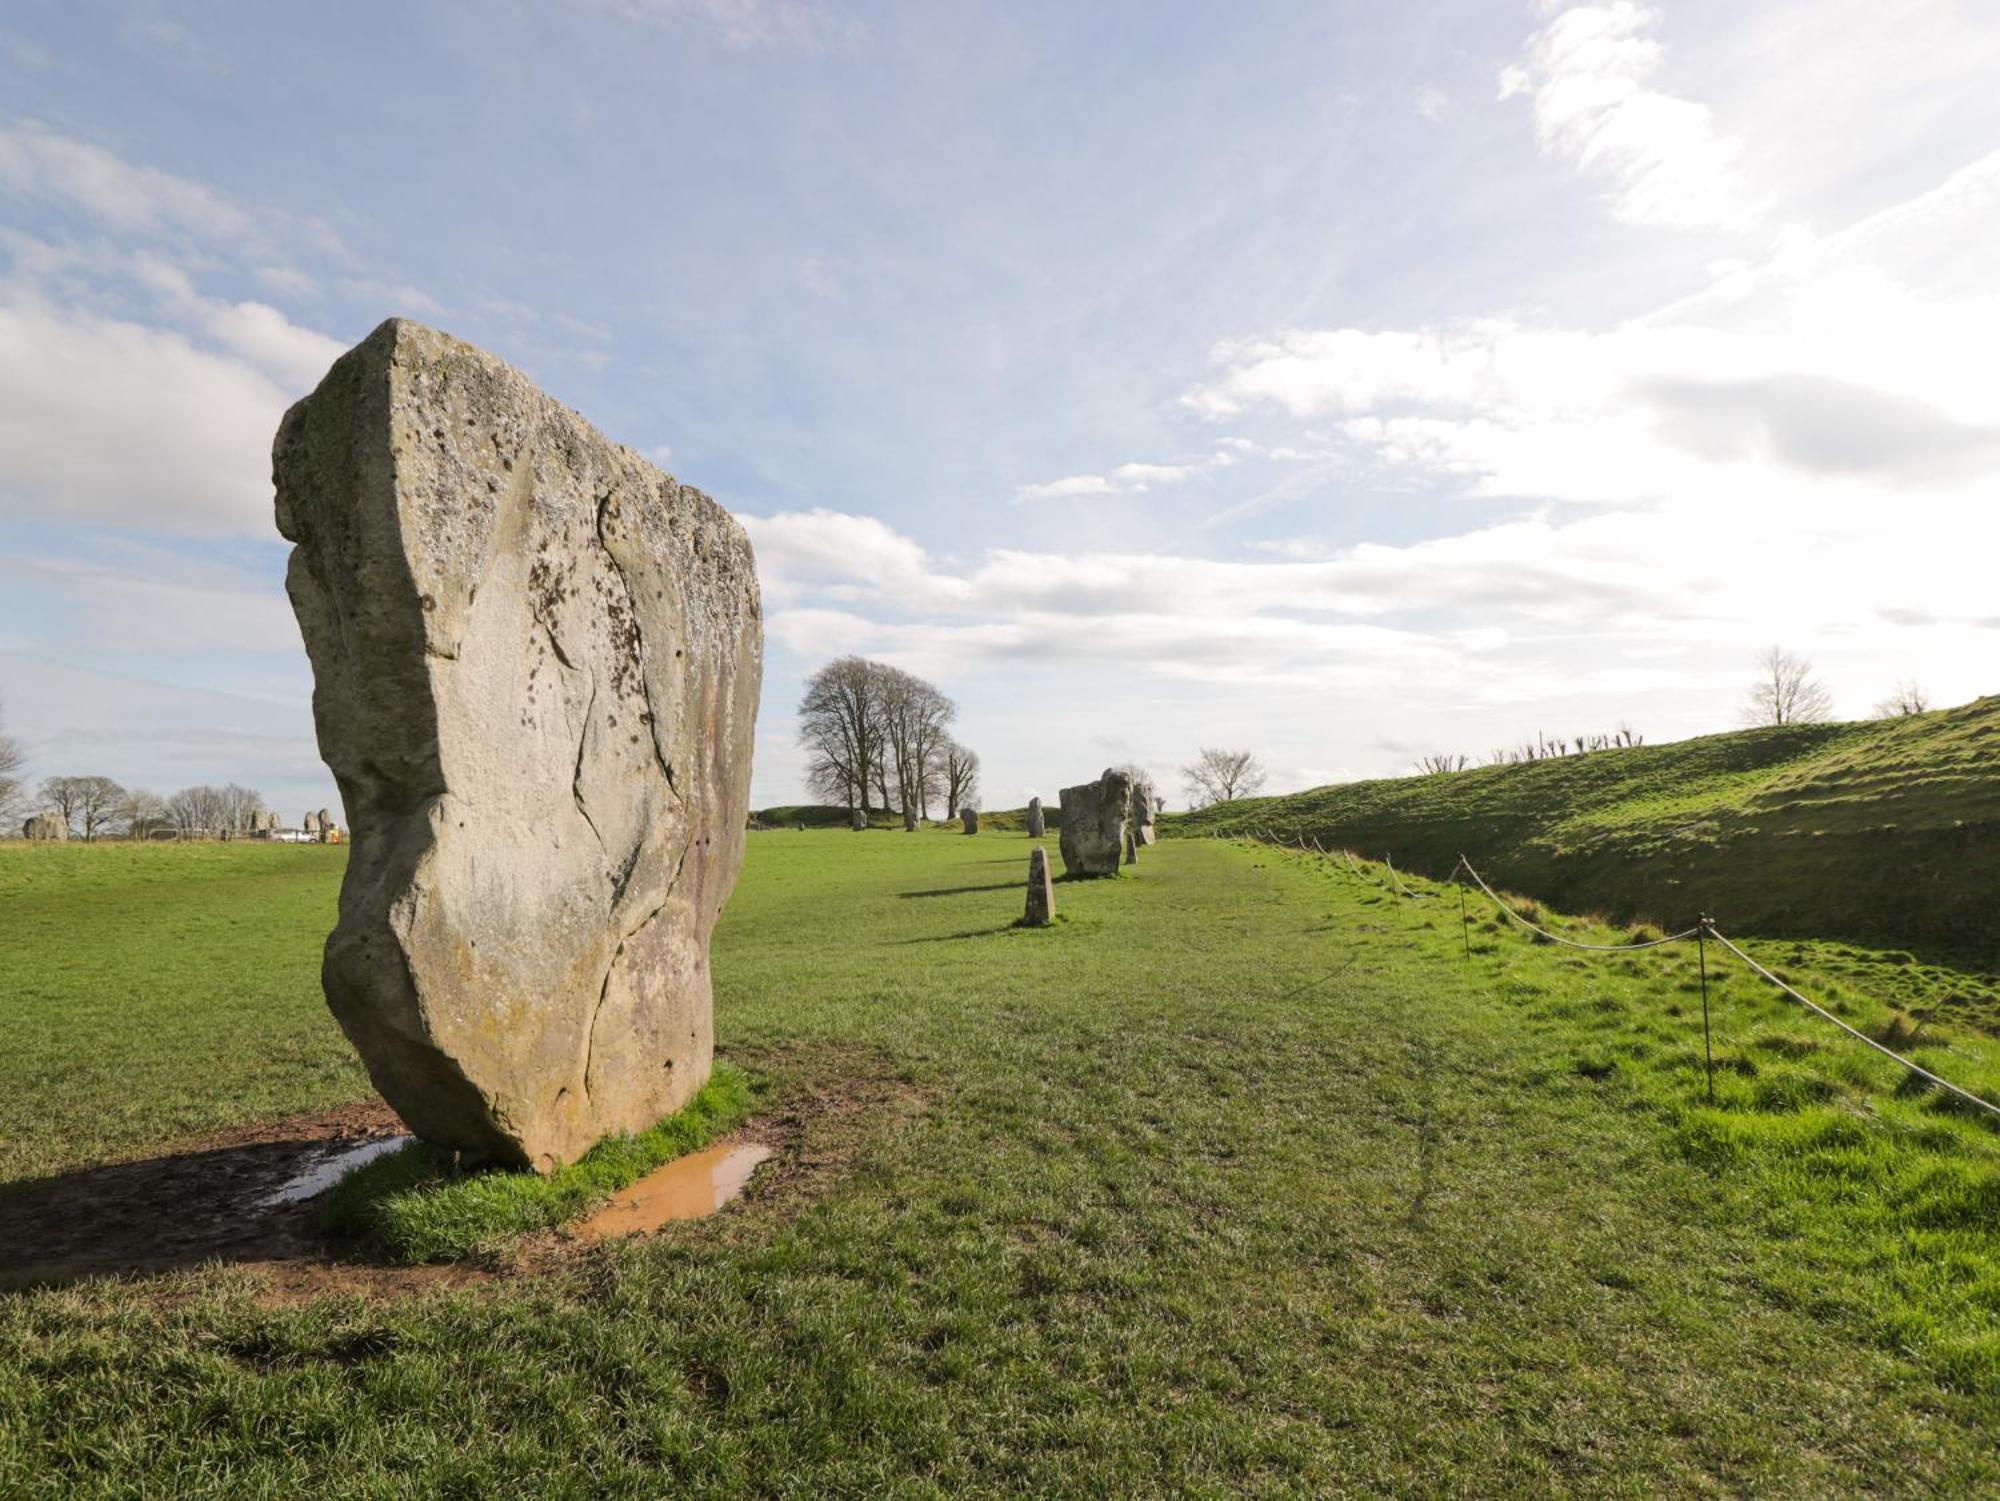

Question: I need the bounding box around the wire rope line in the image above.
[1232,827,1999,1122]
[1456,855,1700,952]
[1704,927,2000,1122]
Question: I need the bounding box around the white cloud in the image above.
[0,118,253,239]
[1013,448,1242,503]
[1182,149,2000,507]
[0,292,292,533]
[1415,88,1448,121]
[1499,3,1753,231]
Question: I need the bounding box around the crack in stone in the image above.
[595,491,684,805]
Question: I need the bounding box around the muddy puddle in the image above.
[575,1141,772,1240]
[256,1136,413,1208]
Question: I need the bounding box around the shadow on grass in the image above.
[895,924,1020,944]
[897,882,1022,899]
[0,1130,407,1292]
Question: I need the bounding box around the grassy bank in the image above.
[1172,695,2000,970]
[3,833,1998,1494]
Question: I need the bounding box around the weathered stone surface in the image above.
[303,810,322,835]
[1129,776,1158,846]
[961,807,979,834]
[1025,796,1045,838]
[1058,767,1132,878]
[275,318,762,1173]
[316,807,333,837]
[1023,845,1054,926]
[248,809,282,835]
[851,808,868,831]
[21,812,66,842]
[903,808,918,832]
[1124,827,1138,865]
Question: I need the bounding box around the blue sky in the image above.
[4,0,1999,819]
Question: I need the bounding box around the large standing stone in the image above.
[303,810,322,836]
[851,808,868,831]
[1058,767,1132,878]
[247,809,282,836]
[961,807,979,835]
[1124,827,1138,865]
[316,807,333,842]
[1025,796,1045,838]
[21,812,66,842]
[275,318,762,1173]
[1023,845,1054,927]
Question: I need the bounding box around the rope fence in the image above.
[1226,829,2000,1123]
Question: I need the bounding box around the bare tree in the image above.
[798,657,888,814]
[39,775,127,841]
[1872,680,1931,718]
[1181,747,1268,809]
[882,669,954,824]
[939,741,980,817]
[117,787,170,839]
[1741,646,1834,726]
[0,699,24,826]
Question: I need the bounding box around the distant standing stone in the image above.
[904,808,919,831]
[851,808,868,831]
[962,807,979,834]
[21,812,66,842]
[276,318,761,1173]
[303,810,322,835]
[1058,767,1133,878]
[1024,845,1055,927]
[315,807,333,842]
[1124,827,1138,865]
[1025,796,1045,838]
[1130,776,1158,846]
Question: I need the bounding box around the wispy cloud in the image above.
[1499,2,1753,231]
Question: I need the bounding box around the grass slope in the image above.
[3,833,1999,1494]
[1173,695,2000,971]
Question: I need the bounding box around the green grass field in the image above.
[1173,695,2000,973]
[3,832,1999,1495]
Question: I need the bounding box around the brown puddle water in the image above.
[575,1141,773,1240]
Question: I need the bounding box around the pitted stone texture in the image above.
[961,807,979,834]
[1025,796,1045,838]
[275,319,763,1173]
[1024,845,1054,926]
[21,812,66,841]
[1058,767,1132,878]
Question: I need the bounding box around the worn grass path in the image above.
[2,831,1996,1495]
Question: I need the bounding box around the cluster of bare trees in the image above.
[1181,747,1267,809]
[1414,726,1644,776]
[15,771,271,841]
[798,657,979,822]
